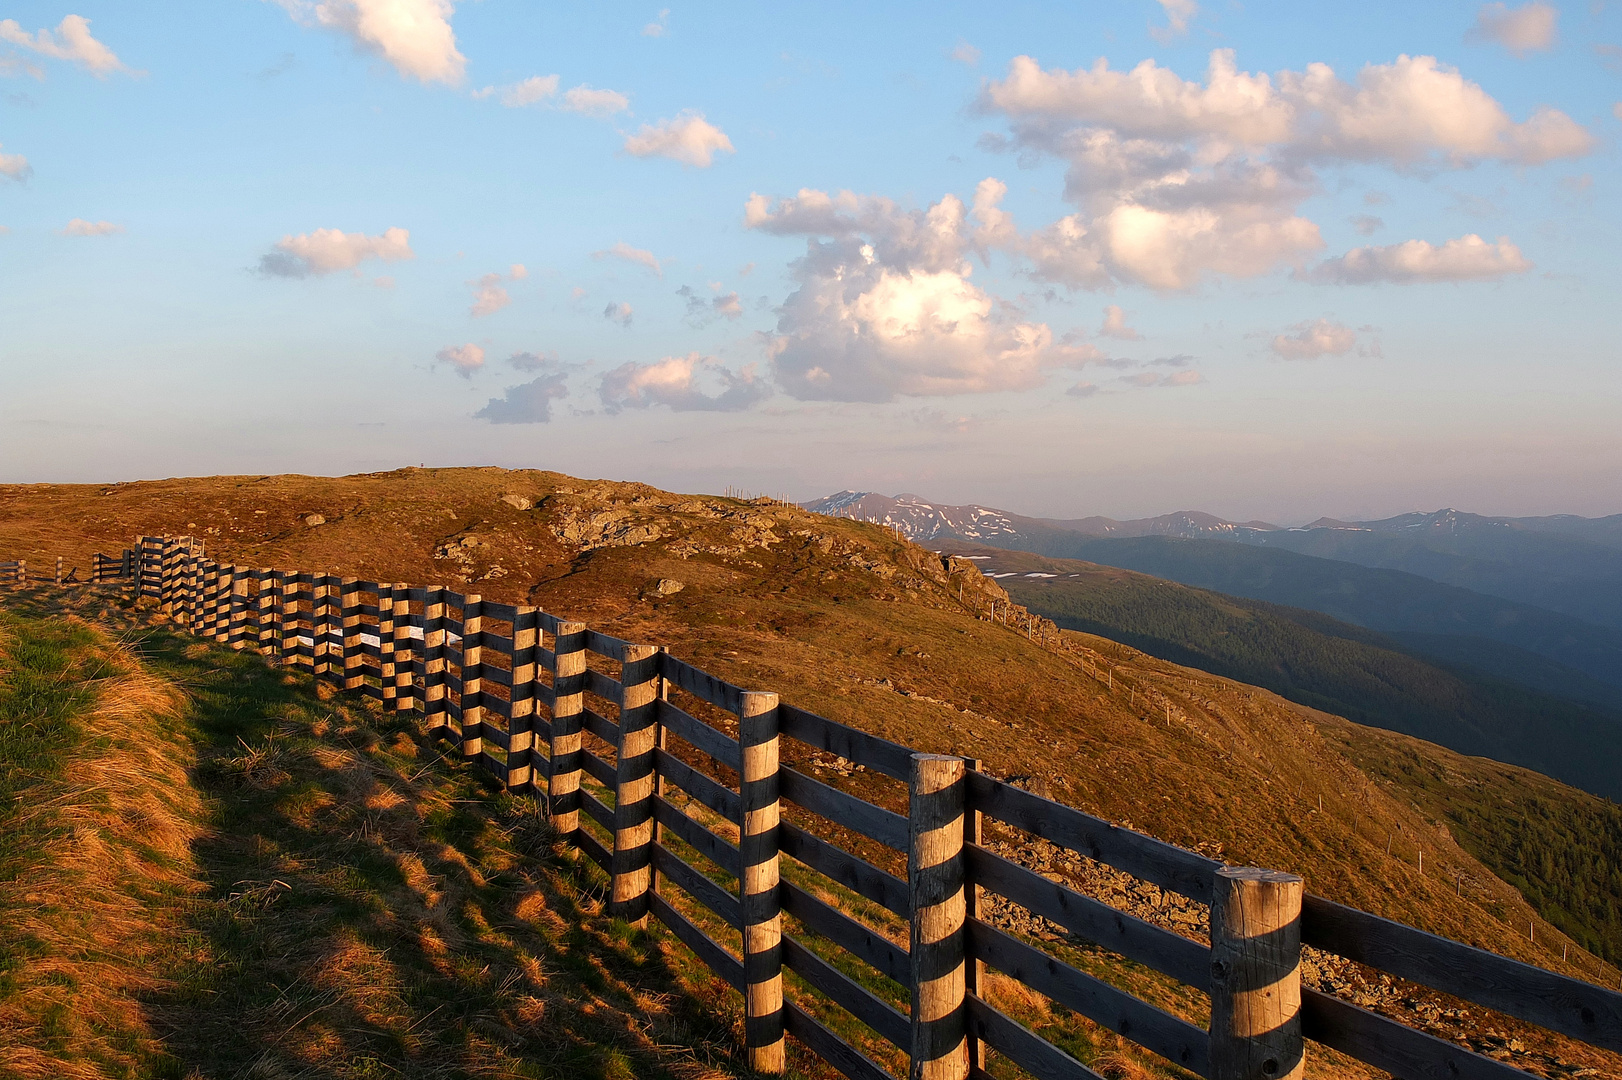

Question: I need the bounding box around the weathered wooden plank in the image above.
[784,1002,897,1080]
[654,795,742,876]
[967,919,1208,1076]
[1301,987,1533,1080]
[654,748,741,823]
[782,936,910,1048]
[965,997,1104,1080]
[584,629,631,660]
[480,601,519,621]
[582,749,617,790]
[477,751,509,783]
[582,706,619,746]
[653,844,741,926]
[650,892,743,990]
[584,667,621,705]
[966,773,1219,903]
[576,827,611,871]
[964,845,1210,991]
[779,704,913,782]
[581,788,615,830]
[779,821,909,918]
[1303,895,1622,1054]
[780,880,908,984]
[659,653,746,715]
[780,767,909,851]
[655,699,741,770]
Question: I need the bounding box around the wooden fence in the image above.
[0,560,23,586]
[21,536,1622,1080]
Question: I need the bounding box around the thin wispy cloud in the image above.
[594,242,663,276]
[0,15,132,77]
[257,227,413,277]
[1467,2,1558,56]
[59,218,122,236]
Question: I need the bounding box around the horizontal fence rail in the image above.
[9,535,1622,1080]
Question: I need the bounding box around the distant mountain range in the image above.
[804,491,1622,700]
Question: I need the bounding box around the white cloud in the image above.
[1151,0,1199,42]
[594,241,663,276]
[1468,2,1558,56]
[278,0,464,85]
[563,85,630,117]
[623,111,734,167]
[0,145,30,181]
[468,264,526,316]
[257,226,413,277]
[497,74,558,106]
[1162,368,1202,386]
[679,285,743,321]
[0,15,130,76]
[1099,304,1140,339]
[59,218,122,236]
[599,352,770,413]
[748,188,1099,401]
[1308,234,1531,284]
[971,47,1588,291]
[1349,214,1383,236]
[642,8,670,36]
[477,370,569,423]
[508,349,557,371]
[604,301,633,326]
[1270,317,1360,359]
[435,342,484,377]
[950,42,981,66]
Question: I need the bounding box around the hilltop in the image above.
[4,467,1622,1076]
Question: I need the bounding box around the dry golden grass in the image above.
[0,622,202,1079]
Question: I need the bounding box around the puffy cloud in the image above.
[496,74,558,106]
[279,0,464,85]
[508,349,558,371]
[679,285,743,321]
[257,226,413,277]
[1308,234,1531,284]
[624,111,734,167]
[0,15,130,76]
[563,85,630,117]
[476,371,569,423]
[971,47,1588,292]
[59,218,122,236]
[599,353,770,413]
[642,9,670,37]
[1099,304,1140,339]
[1270,317,1359,359]
[749,187,1098,400]
[468,264,526,316]
[594,241,662,276]
[1468,2,1557,56]
[0,145,30,181]
[1151,0,1199,42]
[435,342,484,377]
[604,301,633,326]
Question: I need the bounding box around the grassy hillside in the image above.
[4,468,1621,1077]
[974,531,1622,698]
[967,547,1622,802]
[0,605,761,1080]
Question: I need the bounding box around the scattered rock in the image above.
[500,493,533,511]
[304,514,325,528]
[654,578,685,596]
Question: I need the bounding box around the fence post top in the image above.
[740,690,779,711]
[1218,867,1303,887]
[556,619,586,634]
[911,752,963,766]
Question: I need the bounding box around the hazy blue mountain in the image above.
[968,547,1622,801]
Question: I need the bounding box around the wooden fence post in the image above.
[610,644,661,924]
[392,586,417,712]
[341,578,365,692]
[55,556,63,585]
[1209,867,1305,1080]
[255,569,276,656]
[422,587,450,739]
[506,606,540,792]
[459,595,483,759]
[740,690,785,1074]
[909,753,969,1080]
[962,758,985,1074]
[548,620,587,834]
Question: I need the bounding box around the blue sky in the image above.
[2,0,1618,523]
